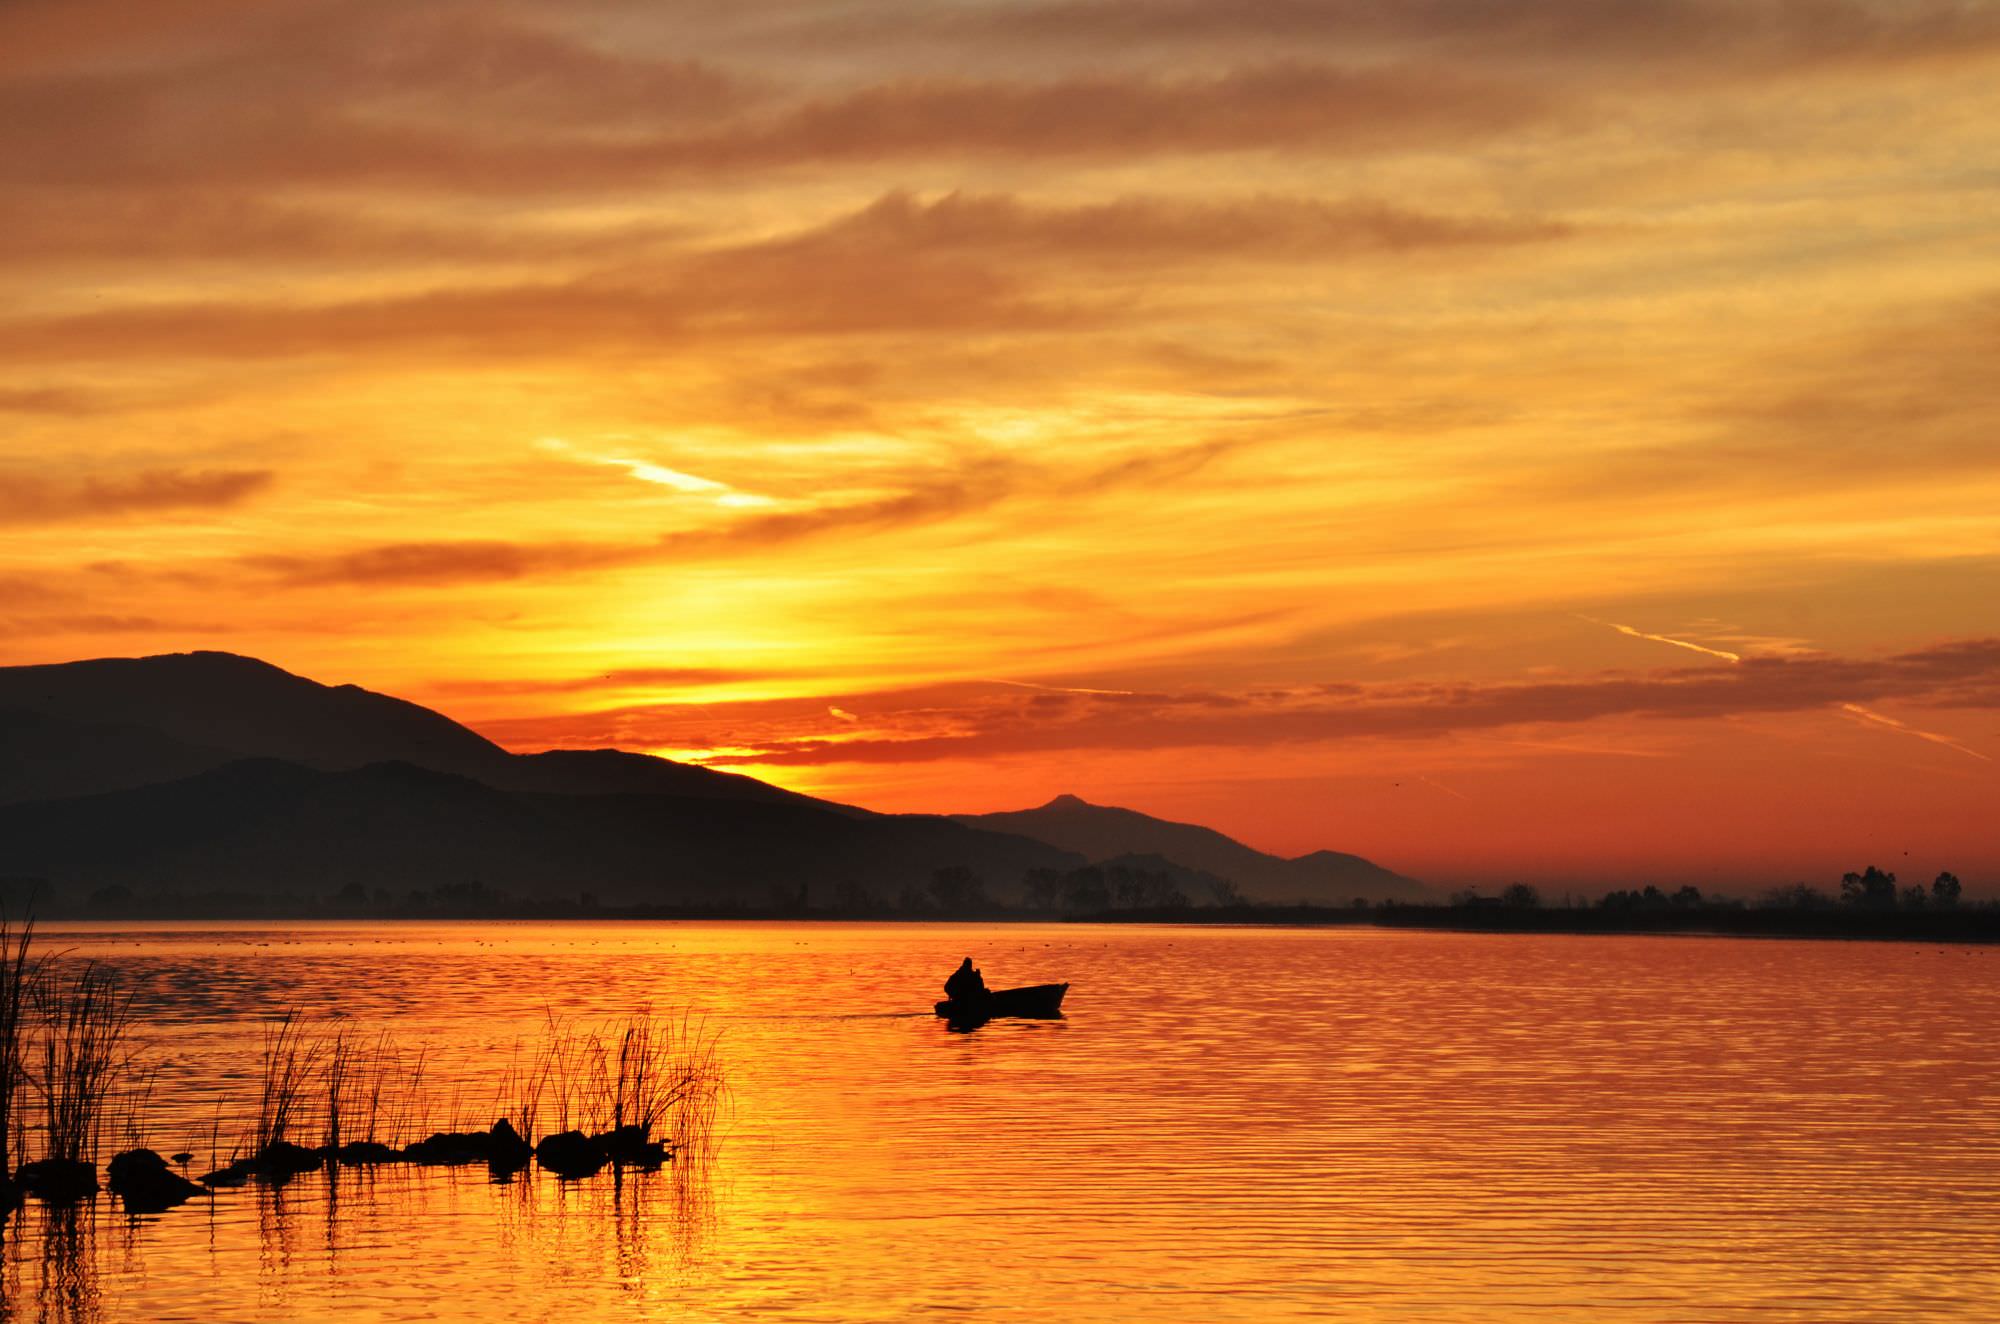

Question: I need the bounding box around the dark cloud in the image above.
[0,57,1552,194]
[0,468,273,524]
[0,386,106,414]
[0,192,697,265]
[755,190,1576,262]
[620,639,2000,766]
[0,187,1576,362]
[240,539,641,587]
[936,0,2000,76]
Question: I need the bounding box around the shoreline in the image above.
[17,903,1999,944]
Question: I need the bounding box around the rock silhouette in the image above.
[108,1148,209,1212]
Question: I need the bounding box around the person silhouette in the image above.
[944,957,987,1004]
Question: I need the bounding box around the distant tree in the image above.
[1671,885,1703,909]
[1059,867,1110,913]
[1023,868,1063,911]
[833,879,880,914]
[1104,868,1186,909]
[1500,883,1541,909]
[1449,888,1482,907]
[896,883,932,914]
[1350,897,1372,910]
[1933,871,1963,909]
[1205,877,1246,907]
[1900,883,1929,911]
[1840,866,1897,909]
[928,866,986,913]
[87,884,134,913]
[1763,882,1831,910]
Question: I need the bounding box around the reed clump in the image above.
[0,912,42,1190]
[195,1005,724,1185]
[0,919,724,1203]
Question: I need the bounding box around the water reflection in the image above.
[0,923,1995,1322]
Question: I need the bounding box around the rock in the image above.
[487,1118,532,1175]
[169,1151,193,1165]
[198,1159,254,1187]
[255,1140,326,1183]
[332,1140,402,1166]
[403,1129,495,1166]
[15,1158,99,1204]
[596,1124,668,1170]
[533,1129,607,1179]
[200,1140,324,1188]
[107,1148,209,1213]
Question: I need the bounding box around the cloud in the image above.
[771,189,1576,262]
[0,467,273,524]
[937,0,2000,77]
[240,539,644,588]
[0,192,698,266]
[0,56,1554,196]
[0,386,107,414]
[0,185,1584,365]
[426,667,789,697]
[612,638,2000,766]
[226,433,1252,589]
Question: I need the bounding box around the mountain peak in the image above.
[1042,793,1093,809]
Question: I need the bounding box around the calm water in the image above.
[2,921,1996,1322]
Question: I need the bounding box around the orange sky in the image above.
[4,0,1997,889]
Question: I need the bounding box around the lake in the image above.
[3,921,1996,1322]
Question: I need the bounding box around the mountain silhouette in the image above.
[0,652,1075,909]
[0,650,819,810]
[953,794,1423,903]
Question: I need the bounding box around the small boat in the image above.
[934,982,1068,1022]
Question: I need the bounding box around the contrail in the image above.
[1839,703,1991,762]
[1578,615,1741,663]
[985,679,1138,696]
[1415,774,1471,802]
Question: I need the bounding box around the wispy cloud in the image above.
[536,437,774,507]
[0,467,273,525]
[1582,615,1742,663]
[1839,702,1990,762]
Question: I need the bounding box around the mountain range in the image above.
[0,651,1420,912]
[955,795,1424,903]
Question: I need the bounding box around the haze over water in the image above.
[5,921,1996,1322]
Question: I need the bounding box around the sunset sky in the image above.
[4,0,1997,888]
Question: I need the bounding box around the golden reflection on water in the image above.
[2,922,1998,1322]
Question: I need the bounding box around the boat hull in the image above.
[934,983,1068,1021]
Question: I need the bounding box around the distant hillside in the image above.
[0,758,1078,906]
[0,651,1078,909]
[953,795,1425,903]
[0,651,827,811]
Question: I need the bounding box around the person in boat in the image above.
[944,957,988,1005]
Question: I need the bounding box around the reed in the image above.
[0,912,39,1177]
[319,1025,355,1152]
[529,1008,724,1153]
[252,1011,326,1152]
[32,960,134,1165]
[494,1035,553,1143]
